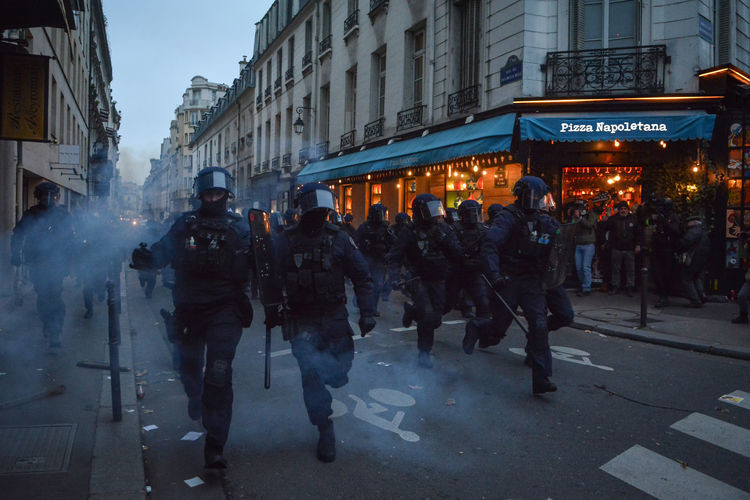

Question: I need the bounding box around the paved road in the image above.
[128,271,750,499]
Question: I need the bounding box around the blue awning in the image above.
[297,113,515,183]
[519,111,716,142]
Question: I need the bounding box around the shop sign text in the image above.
[560,121,668,134]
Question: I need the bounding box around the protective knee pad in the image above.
[205,359,230,388]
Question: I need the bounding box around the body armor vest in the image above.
[501,206,553,272]
[413,225,447,277]
[361,223,391,259]
[284,224,346,310]
[178,214,246,280]
[457,223,485,271]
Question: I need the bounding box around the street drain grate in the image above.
[0,424,77,474]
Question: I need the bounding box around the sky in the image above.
[103,0,273,185]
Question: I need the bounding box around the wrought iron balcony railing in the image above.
[299,146,311,164]
[264,86,272,101]
[256,95,262,107]
[254,163,261,175]
[364,117,384,142]
[285,67,294,83]
[274,77,281,93]
[316,141,329,158]
[448,85,480,116]
[543,45,667,96]
[302,51,313,72]
[261,160,269,172]
[271,156,280,170]
[397,104,425,131]
[319,34,332,56]
[344,10,359,34]
[282,153,292,172]
[340,130,356,150]
[369,0,388,16]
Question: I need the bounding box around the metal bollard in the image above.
[106,281,122,422]
[640,267,648,328]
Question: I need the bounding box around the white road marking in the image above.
[331,388,420,442]
[601,444,750,499]
[508,346,614,371]
[670,413,750,459]
[719,391,750,410]
[368,388,416,407]
[442,320,466,325]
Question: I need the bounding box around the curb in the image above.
[88,270,146,499]
[569,319,750,362]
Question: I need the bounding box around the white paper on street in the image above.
[181,431,204,441]
[184,476,204,488]
[142,424,159,431]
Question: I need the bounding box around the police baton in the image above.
[480,273,530,336]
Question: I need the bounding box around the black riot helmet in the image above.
[368,203,389,224]
[487,203,504,224]
[344,213,353,224]
[412,193,446,225]
[395,212,411,225]
[194,166,234,199]
[458,199,482,225]
[513,176,555,212]
[283,207,299,225]
[445,207,459,225]
[34,182,60,208]
[294,182,338,217]
[269,211,285,233]
[328,210,343,225]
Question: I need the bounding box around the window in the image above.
[288,36,295,69]
[305,19,312,53]
[344,185,353,213]
[377,52,386,118]
[370,183,382,205]
[572,0,637,50]
[277,49,283,79]
[190,111,198,124]
[413,30,425,107]
[345,67,357,130]
[266,60,272,88]
[322,2,331,37]
[348,0,357,15]
[459,0,481,89]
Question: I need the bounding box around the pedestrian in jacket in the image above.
[678,216,710,308]
[603,201,642,296]
[570,202,598,296]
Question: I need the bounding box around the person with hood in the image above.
[677,216,711,308]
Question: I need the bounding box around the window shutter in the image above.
[717,0,731,64]
[570,0,584,50]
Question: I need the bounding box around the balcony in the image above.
[340,130,356,150]
[274,76,282,94]
[397,105,425,131]
[344,10,359,38]
[264,86,272,101]
[543,45,667,96]
[282,152,292,173]
[369,0,388,18]
[302,51,313,73]
[447,84,480,116]
[364,117,384,142]
[285,67,294,85]
[254,163,261,175]
[256,95,262,108]
[261,160,269,172]
[319,34,332,58]
[271,156,280,170]
[299,146,311,164]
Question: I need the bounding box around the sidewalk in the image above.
[565,289,750,361]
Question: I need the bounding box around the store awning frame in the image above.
[519,110,716,143]
[297,113,515,183]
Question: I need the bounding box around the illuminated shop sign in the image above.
[563,166,643,175]
[559,121,667,134]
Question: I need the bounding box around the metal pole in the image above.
[106,281,122,422]
[640,267,648,328]
[16,141,24,222]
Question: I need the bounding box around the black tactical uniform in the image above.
[271,182,375,462]
[11,182,74,348]
[645,196,680,307]
[387,194,462,367]
[76,209,109,318]
[355,203,396,313]
[342,213,356,238]
[132,167,253,469]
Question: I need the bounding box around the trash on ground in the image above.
[719,394,744,405]
[142,425,158,431]
[135,369,148,377]
[146,485,151,493]
[444,398,456,406]
[142,445,149,451]
[584,329,592,334]
[127,409,135,413]
[136,381,148,385]
[167,378,176,382]
[0,372,6,376]
[181,431,204,441]
[143,409,154,414]
[184,477,204,488]
[408,385,422,390]
[377,361,392,367]
[458,451,464,455]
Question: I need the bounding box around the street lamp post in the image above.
[293,106,315,135]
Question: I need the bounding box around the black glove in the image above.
[491,275,510,291]
[358,315,376,337]
[130,243,153,270]
[264,305,281,328]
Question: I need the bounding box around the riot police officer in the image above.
[342,213,356,238]
[11,182,74,348]
[645,195,680,307]
[269,211,286,235]
[392,212,413,236]
[131,167,254,469]
[480,176,558,394]
[387,194,462,368]
[486,203,504,225]
[355,203,396,314]
[270,182,375,462]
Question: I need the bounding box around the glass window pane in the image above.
[584,1,602,44]
[609,0,635,46]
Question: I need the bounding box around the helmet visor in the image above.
[540,193,557,212]
[194,170,234,197]
[420,200,446,220]
[298,188,337,214]
[460,206,482,224]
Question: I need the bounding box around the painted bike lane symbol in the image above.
[509,345,614,371]
[331,388,420,442]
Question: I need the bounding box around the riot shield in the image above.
[542,222,577,290]
[248,209,283,306]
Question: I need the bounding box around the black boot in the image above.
[731,314,749,324]
[533,377,557,395]
[204,442,227,469]
[317,420,336,463]
[402,302,415,328]
[462,321,480,355]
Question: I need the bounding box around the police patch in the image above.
[294,253,303,268]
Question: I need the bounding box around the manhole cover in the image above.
[0,424,76,474]
[578,308,639,322]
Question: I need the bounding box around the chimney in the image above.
[239,55,248,73]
